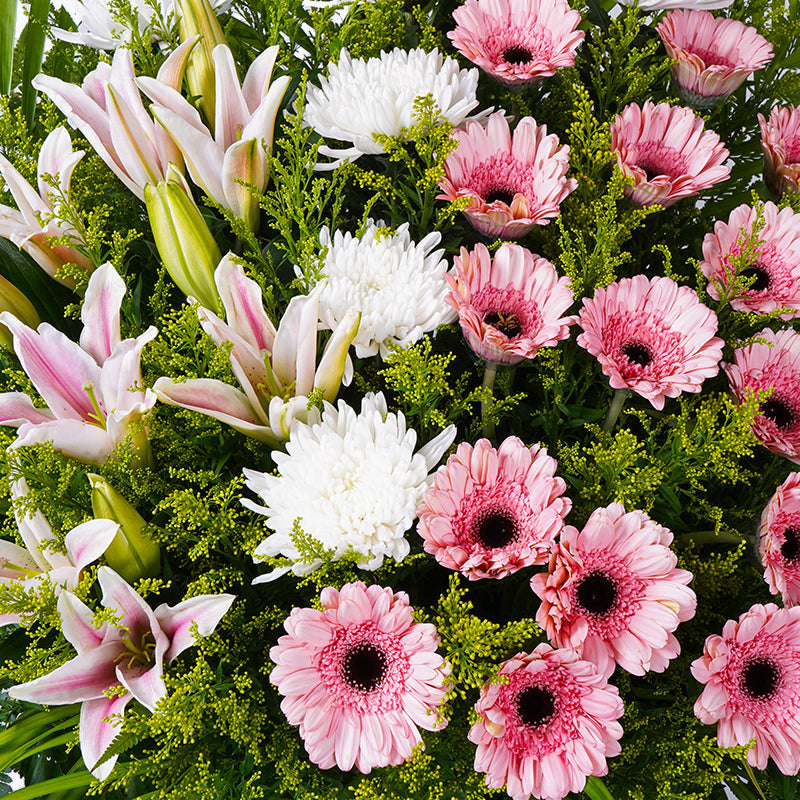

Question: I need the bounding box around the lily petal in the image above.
[12,419,114,464]
[80,263,126,364]
[271,290,320,395]
[80,693,132,780]
[64,518,119,571]
[154,592,235,663]
[155,35,200,93]
[212,45,250,152]
[59,589,110,653]
[221,139,266,230]
[115,660,166,712]
[97,566,158,642]
[37,126,85,200]
[241,45,279,112]
[315,308,360,401]
[0,392,55,428]
[97,327,158,416]
[0,538,39,577]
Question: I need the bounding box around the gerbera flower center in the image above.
[516,685,556,727]
[621,341,653,367]
[341,641,388,693]
[689,47,735,69]
[575,570,618,616]
[782,526,800,563]
[761,396,796,430]
[485,186,517,206]
[741,264,771,291]
[633,142,689,181]
[473,507,519,549]
[739,656,781,700]
[786,137,800,164]
[484,311,523,338]
[502,45,533,65]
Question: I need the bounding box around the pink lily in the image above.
[0,127,93,288]
[8,566,235,779]
[154,255,360,445]
[0,477,118,627]
[138,44,290,230]
[31,39,197,201]
[0,262,158,465]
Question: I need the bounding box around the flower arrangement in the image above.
[0,0,799,798]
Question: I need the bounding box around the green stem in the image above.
[676,530,746,547]
[743,760,769,800]
[602,388,628,433]
[482,361,498,441]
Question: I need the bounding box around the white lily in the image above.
[154,255,359,445]
[0,127,93,288]
[0,263,157,465]
[8,567,235,778]
[138,43,290,230]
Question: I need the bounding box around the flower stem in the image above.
[482,361,498,441]
[743,759,769,800]
[602,389,628,433]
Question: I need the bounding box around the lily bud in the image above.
[0,275,39,350]
[89,474,161,583]
[316,308,360,401]
[144,166,221,310]
[175,0,227,127]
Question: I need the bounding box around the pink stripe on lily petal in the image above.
[97,328,157,415]
[154,592,235,663]
[0,393,55,428]
[80,263,125,364]
[213,45,251,152]
[115,660,167,712]
[65,519,119,572]
[79,693,132,779]
[8,641,122,704]
[97,566,159,642]
[155,35,200,93]
[58,591,110,653]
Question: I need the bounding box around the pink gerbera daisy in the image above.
[692,603,800,774]
[610,101,730,207]
[576,275,723,410]
[759,472,800,606]
[759,105,800,198]
[469,644,624,800]
[448,0,585,87]
[438,111,577,239]
[725,328,800,464]
[657,10,773,109]
[701,202,800,318]
[531,502,697,680]
[269,582,449,773]
[446,242,575,364]
[416,436,571,580]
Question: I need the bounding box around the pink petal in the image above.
[0,392,55,427]
[79,263,125,363]
[115,661,166,712]
[79,693,132,779]
[64,519,119,571]
[154,593,235,663]
[271,291,320,395]
[241,45,279,113]
[12,419,114,464]
[58,590,109,653]
[97,566,158,641]
[212,45,250,152]
[97,327,157,416]
[37,126,85,199]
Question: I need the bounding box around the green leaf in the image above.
[4,771,94,799]
[583,777,616,800]
[20,0,50,129]
[0,0,16,95]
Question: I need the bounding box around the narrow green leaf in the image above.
[21,0,50,129]
[4,771,94,800]
[583,776,616,800]
[0,0,16,95]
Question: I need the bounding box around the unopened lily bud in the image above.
[316,308,360,401]
[144,166,221,310]
[89,474,161,583]
[175,0,227,126]
[0,275,39,350]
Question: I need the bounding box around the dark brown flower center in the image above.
[517,685,556,727]
[575,570,617,616]
[622,341,653,367]
[741,264,771,292]
[485,186,516,206]
[782,527,800,563]
[502,45,533,65]
[761,397,795,430]
[740,657,780,700]
[342,641,388,692]
[484,311,523,338]
[473,507,518,549]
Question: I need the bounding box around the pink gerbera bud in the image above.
[576,275,723,410]
[269,582,450,773]
[700,202,800,319]
[610,100,730,207]
[438,111,576,239]
[657,10,773,109]
[446,242,575,365]
[725,327,800,464]
[759,472,800,607]
[417,436,571,580]
[448,0,584,88]
[759,105,800,198]
[692,603,800,775]
[469,644,624,800]
[531,502,696,681]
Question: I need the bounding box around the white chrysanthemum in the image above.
[304,48,481,169]
[242,393,456,583]
[318,222,457,359]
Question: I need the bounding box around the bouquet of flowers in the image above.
[1,0,799,796]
